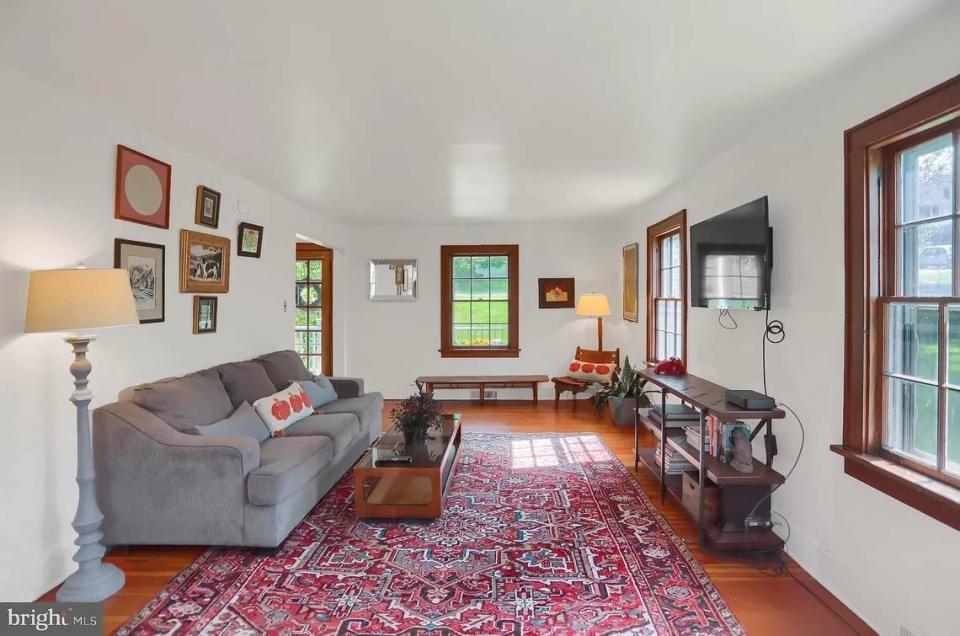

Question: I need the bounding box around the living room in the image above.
[1,2,959,635]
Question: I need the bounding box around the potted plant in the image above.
[391,390,444,445]
[591,357,656,426]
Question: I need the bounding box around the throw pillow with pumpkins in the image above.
[253,382,314,436]
[567,360,616,383]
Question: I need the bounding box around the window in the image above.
[646,211,687,364]
[839,74,960,531]
[440,244,519,357]
[295,243,332,376]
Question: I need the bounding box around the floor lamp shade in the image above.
[25,268,138,333]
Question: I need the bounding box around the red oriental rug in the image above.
[118,433,743,635]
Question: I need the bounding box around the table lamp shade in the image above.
[24,268,139,333]
[576,293,611,317]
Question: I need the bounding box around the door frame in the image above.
[296,242,333,376]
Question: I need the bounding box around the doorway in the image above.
[295,243,333,376]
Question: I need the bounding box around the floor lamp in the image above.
[25,268,138,602]
[576,293,611,350]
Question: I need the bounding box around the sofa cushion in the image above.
[255,350,312,390]
[301,377,338,408]
[284,413,361,456]
[318,392,384,441]
[130,369,233,432]
[215,361,278,410]
[196,402,271,443]
[247,436,332,506]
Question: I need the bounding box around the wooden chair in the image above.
[551,346,621,410]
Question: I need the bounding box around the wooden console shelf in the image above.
[636,369,789,553]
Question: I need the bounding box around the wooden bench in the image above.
[415,375,549,404]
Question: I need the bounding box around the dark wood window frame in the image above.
[834,74,960,531]
[295,243,333,376]
[646,210,688,365]
[440,244,520,358]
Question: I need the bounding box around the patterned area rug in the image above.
[119,433,742,635]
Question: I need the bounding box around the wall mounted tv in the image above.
[690,196,772,310]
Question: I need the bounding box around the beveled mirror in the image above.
[369,259,418,301]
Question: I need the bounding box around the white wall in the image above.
[0,66,350,601]
[615,6,960,635]
[345,220,626,399]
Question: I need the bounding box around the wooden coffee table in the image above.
[416,375,548,404]
[354,413,462,519]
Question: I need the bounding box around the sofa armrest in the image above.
[328,376,364,399]
[93,401,259,545]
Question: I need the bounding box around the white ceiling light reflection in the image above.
[450,144,509,219]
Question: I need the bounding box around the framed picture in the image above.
[193,296,218,334]
[115,145,171,228]
[114,238,165,323]
[538,277,575,308]
[237,222,264,258]
[623,242,639,322]
[179,230,230,293]
[195,185,221,228]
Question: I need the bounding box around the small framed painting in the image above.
[538,277,575,308]
[237,222,264,258]
[623,242,639,322]
[195,185,221,228]
[114,238,165,323]
[193,296,218,334]
[179,230,230,293]
[115,145,171,228]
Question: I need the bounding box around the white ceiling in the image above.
[0,1,948,225]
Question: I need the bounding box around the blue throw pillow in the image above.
[300,376,338,408]
[196,401,270,443]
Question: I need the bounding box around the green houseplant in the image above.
[591,356,656,426]
[391,390,444,445]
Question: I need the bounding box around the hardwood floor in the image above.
[42,400,874,635]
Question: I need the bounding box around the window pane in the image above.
[453,325,471,345]
[886,303,939,382]
[295,308,307,328]
[489,301,508,324]
[453,301,471,323]
[471,327,490,346]
[309,260,322,281]
[899,133,954,224]
[671,267,681,298]
[661,236,672,269]
[453,257,472,278]
[656,331,665,360]
[489,256,508,278]
[471,301,490,324]
[306,355,321,374]
[490,325,509,346]
[948,390,960,475]
[294,331,307,354]
[308,331,321,354]
[296,260,308,281]
[657,300,666,334]
[884,377,938,466]
[472,279,490,300]
[661,267,671,297]
[674,300,683,336]
[453,279,472,300]
[666,301,676,335]
[490,279,509,300]
[671,233,681,266]
[471,256,490,278]
[949,306,960,386]
[296,283,321,307]
[308,309,321,327]
[899,219,952,296]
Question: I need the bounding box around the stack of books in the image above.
[655,443,694,475]
[684,425,706,451]
[650,403,700,428]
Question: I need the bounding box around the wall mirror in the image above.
[369,259,418,301]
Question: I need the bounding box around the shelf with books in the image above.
[666,435,785,486]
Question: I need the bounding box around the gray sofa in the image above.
[92,350,383,547]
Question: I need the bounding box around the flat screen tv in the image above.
[690,196,772,310]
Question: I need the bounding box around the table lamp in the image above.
[576,293,611,350]
[24,267,138,602]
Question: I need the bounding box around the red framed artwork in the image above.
[115,145,171,229]
[538,277,575,308]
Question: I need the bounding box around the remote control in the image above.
[376,455,413,465]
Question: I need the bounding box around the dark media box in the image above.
[725,389,775,411]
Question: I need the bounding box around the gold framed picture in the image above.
[179,230,230,293]
[193,296,218,334]
[195,185,221,228]
[623,242,639,322]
